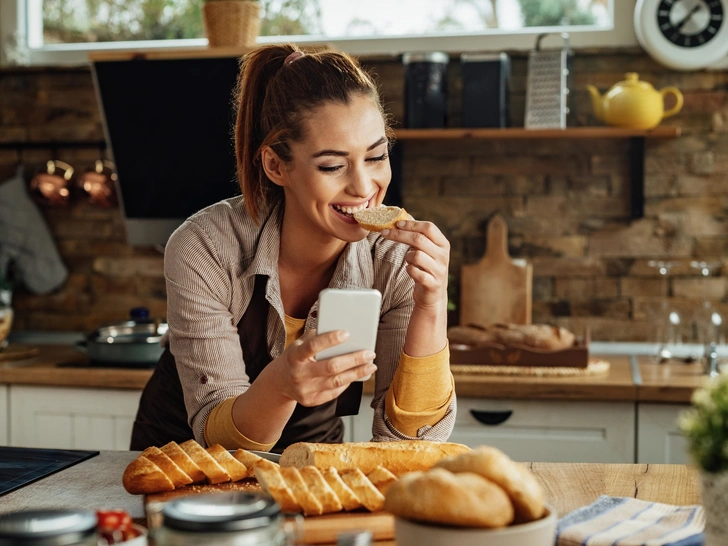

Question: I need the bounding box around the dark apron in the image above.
[130,275,362,453]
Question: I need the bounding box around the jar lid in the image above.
[162,492,281,533]
[402,52,449,64]
[0,509,97,546]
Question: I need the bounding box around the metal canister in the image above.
[402,52,449,128]
[154,492,295,546]
[0,509,99,546]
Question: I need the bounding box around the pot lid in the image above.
[162,492,280,533]
[87,307,168,345]
[0,509,97,546]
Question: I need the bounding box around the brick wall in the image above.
[1,49,727,340]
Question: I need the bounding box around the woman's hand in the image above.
[381,220,450,310]
[271,330,376,407]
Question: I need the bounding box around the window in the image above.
[1,0,637,66]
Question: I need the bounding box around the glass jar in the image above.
[0,287,12,350]
[0,509,99,546]
[154,492,298,546]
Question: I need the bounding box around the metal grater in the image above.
[525,33,571,129]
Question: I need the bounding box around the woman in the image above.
[131,44,456,453]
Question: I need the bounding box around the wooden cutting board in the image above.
[460,214,532,327]
[145,481,395,544]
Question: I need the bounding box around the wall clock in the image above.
[635,0,728,70]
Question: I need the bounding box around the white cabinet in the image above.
[451,398,635,463]
[9,385,142,451]
[637,403,690,464]
[0,386,7,445]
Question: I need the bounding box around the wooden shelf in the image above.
[393,127,681,140]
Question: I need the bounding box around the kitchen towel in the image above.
[556,495,704,546]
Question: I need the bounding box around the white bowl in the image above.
[394,504,556,546]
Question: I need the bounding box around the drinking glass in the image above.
[647,261,681,362]
[690,261,724,364]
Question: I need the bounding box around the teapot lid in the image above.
[619,72,653,89]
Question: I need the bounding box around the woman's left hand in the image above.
[381,219,450,310]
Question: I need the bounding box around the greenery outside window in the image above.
[1,0,637,66]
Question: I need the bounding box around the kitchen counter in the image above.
[0,345,708,402]
[0,450,700,544]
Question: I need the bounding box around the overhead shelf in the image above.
[393,127,681,140]
[392,126,681,220]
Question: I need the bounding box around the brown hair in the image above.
[234,44,393,223]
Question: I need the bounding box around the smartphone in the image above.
[316,288,382,381]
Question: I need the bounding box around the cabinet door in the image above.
[10,385,142,451]
[637,403,690,464]
[0,385,7,446]
[450,398,635,463]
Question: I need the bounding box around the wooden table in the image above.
[0,451,700,544]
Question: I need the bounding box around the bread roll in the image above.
[280,440,471,477]
[384,468,514,528]
[353,206,409,232]
[435,446,545,522]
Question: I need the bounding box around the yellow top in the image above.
[205,316,453,449]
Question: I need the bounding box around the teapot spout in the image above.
[586,85,604,122]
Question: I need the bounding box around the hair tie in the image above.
[284,51,304,65]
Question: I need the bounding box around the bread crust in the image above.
[280,467,324,516]
[298,466,343,514]
[179,439,230,484]
[384,468,514,528]
[340,468,385,512]
[353,206,409,232]
[367,466,397,495]
[321,466,362,511]
[254,460,302,514]
[448,323,575,351]
[142,446,193,489]
[122,455,175,495]
[435,446,545,522]
[207,444,249,481]
[160,441,206,483]
[280,440,471,477]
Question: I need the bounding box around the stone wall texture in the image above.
[1,49,727,341]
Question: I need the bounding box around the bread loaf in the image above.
[448,323,575,351]
[280,440,471,477]
[353,206,409,232]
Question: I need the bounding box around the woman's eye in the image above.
[318,165,343,173]
[367,153,388,163]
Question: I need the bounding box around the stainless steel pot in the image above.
[76,307,168,367]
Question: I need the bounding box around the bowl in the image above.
[394,504,556,546]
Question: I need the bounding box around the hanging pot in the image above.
[75,307,168,367]
[77,159,118,207]
[29,160,74,206]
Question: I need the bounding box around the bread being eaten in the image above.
[353,206,409,232]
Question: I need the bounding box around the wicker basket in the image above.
[203,0,261,48]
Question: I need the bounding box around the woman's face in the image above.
[280,94,391,244]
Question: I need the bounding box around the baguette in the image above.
[180,439,230,485]
[160,441,206,483]
[141,446,193,489]
[122,455,175,495]
[321,466,363,511]
[298,467,343,514]
[353,206,409,232]
[280,440,471,477]
[207,444,249,481]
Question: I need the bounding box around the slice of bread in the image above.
[232,448,265,470]
[353,206,409,232]
[298,466,343,514]
[179,440,230,485]
[320,467,362,511]
[122,455,175,495]
[207,445,249,481]
[367,466,397,495]
[340,468,385,512]
[254,462,302,514]
[280,467,324,516]
[160,441,206,483]
[142,446,193,488]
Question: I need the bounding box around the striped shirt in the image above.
[164,196,456,445]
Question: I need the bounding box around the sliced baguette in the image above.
[142,446,193,489]
[321,466,362,511]
[179,439,230,484]
[367,466,397,495]
[280,440,471,477]
[160,441,206,483]
[232,448,266,470]
[340,468,385,512]
[122,455,175,495]
[353,206,409,232]
[280,467,324,516]
[298,466,343,514]
[207,445,249,481]
[254,462,302,514]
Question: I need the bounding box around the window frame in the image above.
[1,0,639,66]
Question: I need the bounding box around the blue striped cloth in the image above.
[556,496,705,546]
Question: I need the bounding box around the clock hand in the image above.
[674,4,702,32]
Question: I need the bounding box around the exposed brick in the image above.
[441,175,505,196]
[531,257,606,277]
[689,151,715,175]
[673,278,727,301]
[588,220,693,258]
[526,195,630,219]
[677,174,728,196]
[570,299,630,319]
[532,277,554,302]
[515,236,587,257]
[410,156,470,177]
[91,257,164,278]
[554,278,619,300]
[620,278,668,298]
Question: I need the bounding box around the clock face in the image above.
[636,0,728,70]
[657,0,724,47]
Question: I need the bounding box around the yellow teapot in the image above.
[586,73,683,130]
